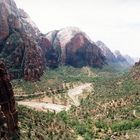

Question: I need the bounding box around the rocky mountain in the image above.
[46,27,106,68]
[0,0,45,81]
[0,0,107,81]
[96,41,134,68]
[96,41,117,63]
[3,0,137,81]
[114,50,133,68]
[124,55,135,65]
[114,50,127,62]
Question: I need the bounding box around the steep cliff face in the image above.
[0,0,45,81]
[0,60,18,139]
[0,0,40,42]
[65,33,105,67]
[46,27,106,68]
[22,34,44,81]
[46,27,81,66]
[18,9,40,39]
[0,32,44,81]
[0,0,19,42]
[39,35,61,68]
[96,41,117,63]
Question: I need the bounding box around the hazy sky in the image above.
[15,0,140,57]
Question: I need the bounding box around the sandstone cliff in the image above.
[46,27,106,68]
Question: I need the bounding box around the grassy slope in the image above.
[14,66,140,140]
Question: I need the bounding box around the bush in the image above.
[133,119,140,128]
[111,119,140,132]
[95,121,109,132]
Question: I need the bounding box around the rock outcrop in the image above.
[96,41,117,63]
[18,8,40,39]
[22,34,44,81]
[0,31,45,81]
[0,0,45,81]
[0,0,40,42]
[65,33,105,67]
[46,27,106,68]
[0,0,19,42]
[0,60,18,139]
[39,35,60,68]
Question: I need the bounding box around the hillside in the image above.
[11,65,140,140]
[128,60,140,81]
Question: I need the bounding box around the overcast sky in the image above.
[15,0,140,58]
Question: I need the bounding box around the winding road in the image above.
[18,83,92,112]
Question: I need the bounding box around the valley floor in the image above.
[18,83,92,112]
[12,66,140,140]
